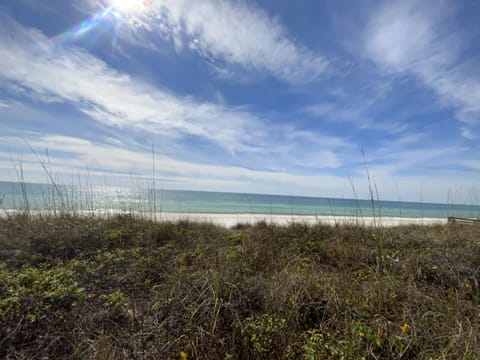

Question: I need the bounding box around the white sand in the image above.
[152,213,446,227]
[2,209,447,227]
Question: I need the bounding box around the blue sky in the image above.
[1,0,480,203]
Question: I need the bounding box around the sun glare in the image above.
[110,0,145,13]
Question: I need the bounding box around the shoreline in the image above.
[144,212,447,227]
[1,209,447,227]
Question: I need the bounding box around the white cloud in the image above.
[2,134,480,203]
[0,14,343,162]
[461,127,475,140]
[0,134,349,195]
[0,14,269,154]
[0,14,349,172]
[304,102,408,134]
[129,0,328,83]
[365,1,446,70]
[461,160,480,171]
[364,0,480,138]
[368,146,466,178]
[0,99,15,108]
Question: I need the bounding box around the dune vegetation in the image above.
[1,213,480,359]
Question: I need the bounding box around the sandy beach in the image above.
[2,209,447,227]
[150,212,447,227]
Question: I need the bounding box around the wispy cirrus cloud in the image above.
[364,0,480,138]
[0,14,346,169]
[0,134,349,195]
[99,0,329,84]
[0,99,16,109]
[0,14,264,154]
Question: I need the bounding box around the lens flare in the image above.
[52,0,153,46]
[52,6,113,45]
[111,0,145,13]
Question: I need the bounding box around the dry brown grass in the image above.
[1,215,480,359]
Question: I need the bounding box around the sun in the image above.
[110,0,145,14]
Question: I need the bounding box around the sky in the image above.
[0,0,480,204]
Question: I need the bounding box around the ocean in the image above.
[1,181,479,219]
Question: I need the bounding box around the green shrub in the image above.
[0,263,86,322]
[302,329,350,360]
[242,314,287,357]
[100,289,128,312]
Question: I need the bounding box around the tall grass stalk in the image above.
[362,149,386,317]
[29,144,66,214]
[362,148,376,227]
[348,176,363,225]
[151,142,157,222]
[12,158,30,213]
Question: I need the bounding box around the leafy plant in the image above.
[0,263,86,322]
[242,314,287,357]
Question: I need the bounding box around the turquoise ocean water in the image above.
[1,181,479,219]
